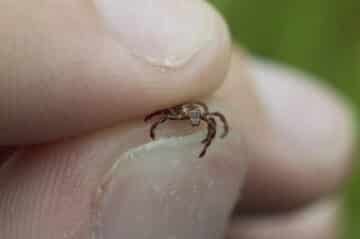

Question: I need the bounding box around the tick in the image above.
[144,102,229,157]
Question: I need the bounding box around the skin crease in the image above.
[0,0,355,238]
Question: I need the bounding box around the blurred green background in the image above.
[208,0,359,238]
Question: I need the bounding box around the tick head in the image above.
[189,110,201,126]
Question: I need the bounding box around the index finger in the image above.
[0,0,230,145]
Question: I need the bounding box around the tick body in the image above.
[144,102,229,158]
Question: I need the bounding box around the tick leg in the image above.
[150,116,168,140]
[201,117,217,143]
[208,112,229,138]
[199,120,216,158]
[145,109,167,122]
[199,118,216,158]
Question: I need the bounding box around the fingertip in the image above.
[250,58,355,164]
[0,122,246,239]
[0,0,231,145]
[238,57,355,211]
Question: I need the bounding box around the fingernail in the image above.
[93,134,245,239]
[94,0,219,68]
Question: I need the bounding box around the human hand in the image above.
[0,1,355,239]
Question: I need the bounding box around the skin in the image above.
[0,0,355,238]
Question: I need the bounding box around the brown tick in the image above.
[144,102,229,158]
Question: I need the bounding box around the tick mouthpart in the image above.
[190,117,201,126]
[189,110,201,126]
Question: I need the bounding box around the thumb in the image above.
[96,133,246,239]
[0,120,246,239]
[0,0,230,145]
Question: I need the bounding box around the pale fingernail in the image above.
[94,0,220,68]
[93,134,245,239]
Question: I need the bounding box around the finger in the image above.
[0,117,246,239]
[0,0,230,145]
[218,50,355,212]
[228,200,339,239]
